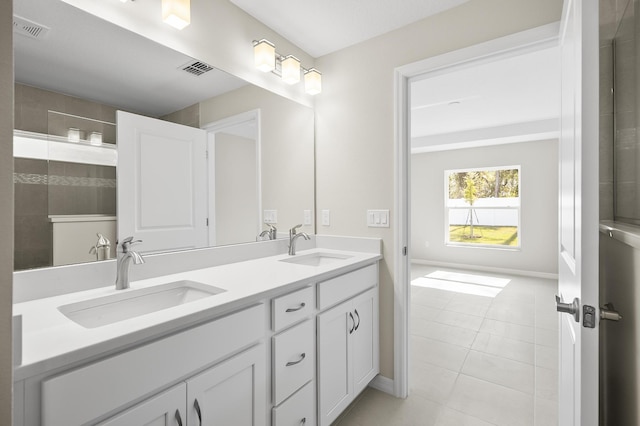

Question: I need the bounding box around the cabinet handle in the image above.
[175,409,183,426]
[349,312,355,334]
[286,352,306,366]
[194,398,202,425]
[300,418,307,425]
[286,302,306,312]
[354,309,361,331]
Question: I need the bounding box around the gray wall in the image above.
[599,234,640,426]
[0,0,14,422]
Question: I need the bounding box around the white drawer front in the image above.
[41,304,265,426]
[272,320,314,405]
[317,264,377,311]
[272,381,316,426]
[272,286,314,332]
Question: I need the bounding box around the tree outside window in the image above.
[446,167,520,247]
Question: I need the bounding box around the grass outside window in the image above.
[448,225,518,247]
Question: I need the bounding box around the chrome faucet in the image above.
[115,236,145,290]
[288,224,310,255]
[258,224,277,240]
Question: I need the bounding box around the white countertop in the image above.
[13,248,381,381]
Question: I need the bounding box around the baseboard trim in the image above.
[411,259,558,280]
[368,375,395,395]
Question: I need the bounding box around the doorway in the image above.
[393,22,562,406]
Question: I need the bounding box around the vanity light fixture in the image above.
[67,128,80,143]
[281,56,301,84]
[254,39,276,72]
[89,132,103,146]
[162,0,190,30]
[304,69,322,95]
[253,39,322,95]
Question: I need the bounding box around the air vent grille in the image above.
[13,15,50,39]
[180,60,214,76]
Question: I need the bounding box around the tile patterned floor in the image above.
[333,264,559,426]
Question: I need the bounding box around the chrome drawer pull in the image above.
[354,309,361,331]
[286,352,306,366]
[286,302,306,313]
[349,312,355,334]
[300,418,307,425]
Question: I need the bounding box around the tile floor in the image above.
[333,264,559,426]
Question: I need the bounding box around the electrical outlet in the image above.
[321,209,330,226]
[303,210,312,226]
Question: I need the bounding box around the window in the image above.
[445,166,520,248]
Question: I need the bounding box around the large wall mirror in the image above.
[13,0,315,271]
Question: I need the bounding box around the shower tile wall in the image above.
[14,158,51,270]
[600,0,633,221]
[47,162,116,216]
[600,41,614,221]
[13,84,119,270]
[612,0,640,222]
[14,83,118,135]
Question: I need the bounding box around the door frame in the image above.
[392,22,561,398]
[201,110,262,247]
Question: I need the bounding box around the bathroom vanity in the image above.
[12,241,381,426]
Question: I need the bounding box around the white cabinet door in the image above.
[317,287,379,426]
[98,384,186,426]
[186,344,266,426]
[117,110,208,254]
[351,289,379,396]
[317,301,352,426]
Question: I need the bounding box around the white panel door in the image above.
[317,302,352,426]
[351,289,379,396]
[557,0,599,425]
[186,344,266,426]
[117,111,208,253]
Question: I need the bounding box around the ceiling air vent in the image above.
[13,15,50,39]
[180,60,214,77]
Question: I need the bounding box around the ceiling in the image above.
[229,0,469,58]
[410,46,561,150]
[14,0,560,144]
[13,0,247,117]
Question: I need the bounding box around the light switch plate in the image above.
[367,209,390,228]
[264,210,278,224]
[321,209,330,226]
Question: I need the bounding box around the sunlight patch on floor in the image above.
[411,270,511,298]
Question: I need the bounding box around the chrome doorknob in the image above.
[556,295,580,322]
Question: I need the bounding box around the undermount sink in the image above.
[58,280,226,329]
[279,252,353,267]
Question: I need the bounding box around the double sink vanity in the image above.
[12,237,382,426]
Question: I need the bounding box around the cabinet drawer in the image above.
[272,286,314,332]
[272,381,316,426]
[317,264,377,311]
[41,304,265,426]
[272,320,314,405]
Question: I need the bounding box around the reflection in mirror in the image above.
[13,0,315,270]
